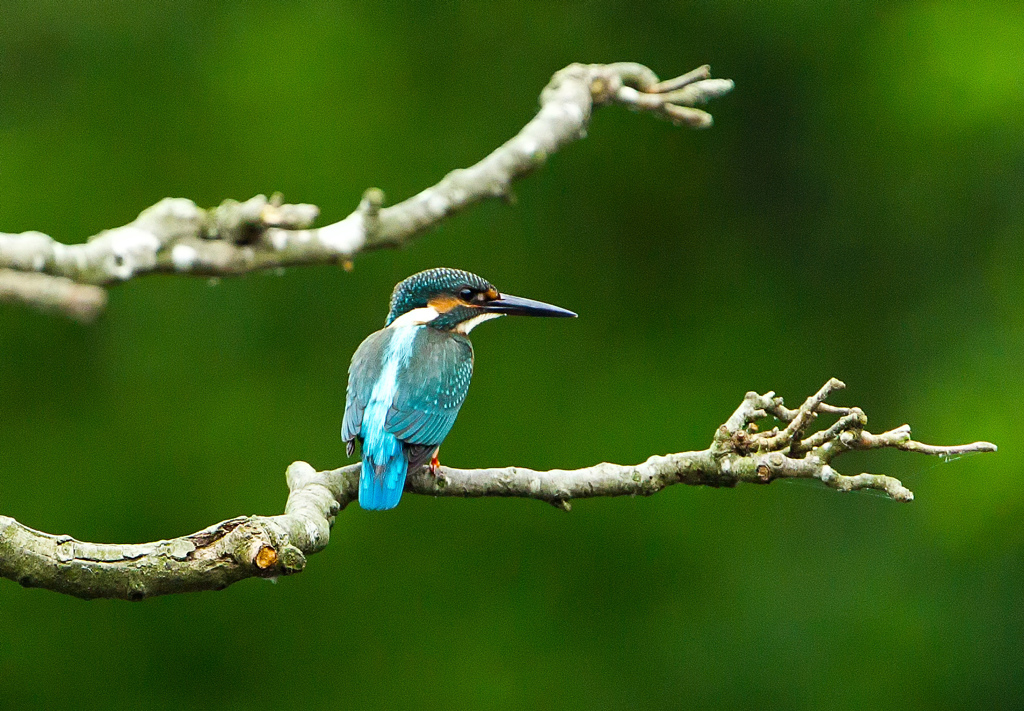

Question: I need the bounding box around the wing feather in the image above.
[386,330,473,447]
[341,329,390,446]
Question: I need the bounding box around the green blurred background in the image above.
[1,1,1021,709]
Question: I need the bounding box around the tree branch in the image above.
[0,379,996,600]
[0,62,733,319]
[0,268,107,323]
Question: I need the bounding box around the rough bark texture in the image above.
[0,380,996,600]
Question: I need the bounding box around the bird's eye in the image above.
[458,288,475,301]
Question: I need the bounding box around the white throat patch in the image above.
[388,306,504,333]
[388,306,440,328]
[455,312,504,334]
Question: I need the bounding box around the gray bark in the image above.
[0,379,995,600]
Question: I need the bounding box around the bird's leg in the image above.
[429,448,441,477]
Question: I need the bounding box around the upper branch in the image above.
[0,379,995,600]
[0,63,732,317]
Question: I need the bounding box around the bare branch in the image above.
[604,62,735,128]
[0,268,107,322]
[0,62,733,318]
[0,462,350,600]
[0,380,995,600]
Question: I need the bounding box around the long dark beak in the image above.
[482,293,577,318]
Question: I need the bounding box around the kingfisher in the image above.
[342,267,576,510]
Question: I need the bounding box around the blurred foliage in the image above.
[1,1,1022,709]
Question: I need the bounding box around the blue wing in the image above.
[342,329,388,452]
[386,329,473,454]
[342,327,473,510]
[343,329,406,510]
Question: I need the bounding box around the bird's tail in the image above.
[359,432,408,510]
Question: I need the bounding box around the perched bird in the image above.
[342,268,576,510]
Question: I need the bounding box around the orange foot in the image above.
[429,449,441,476]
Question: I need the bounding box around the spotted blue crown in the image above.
[386,268,495,325]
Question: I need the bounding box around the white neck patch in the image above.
[388,306,504,333]
[388,306,440,328]
[455,312,504,334]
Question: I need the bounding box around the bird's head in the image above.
[385,267,576,333]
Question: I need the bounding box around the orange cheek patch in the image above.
[429,295,464,313]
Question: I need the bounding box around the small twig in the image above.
[609,62,735,128]
[818,466,916,502]
[723,390,776,433]
[759,377,848,451]
[795,408,867,453]
[851,427,997,457]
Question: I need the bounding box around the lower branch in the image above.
[0,463,347,600]
[0,379,995,600]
